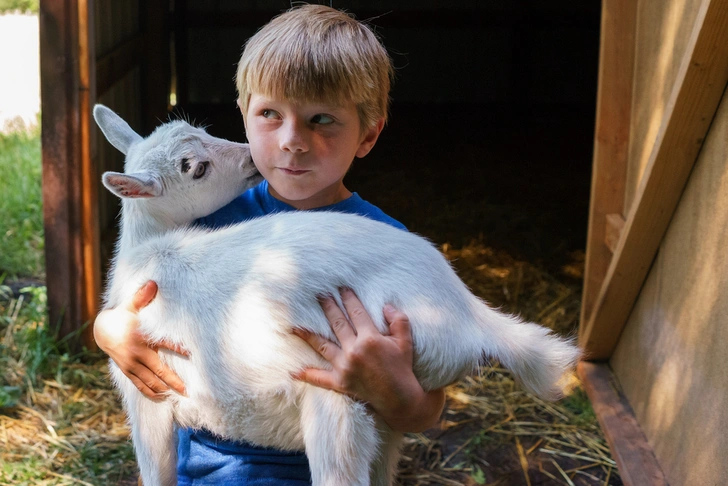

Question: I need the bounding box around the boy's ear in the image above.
[355,118,386,159]
[102,171,163,199]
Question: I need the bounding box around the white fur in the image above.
[94,104,581,486]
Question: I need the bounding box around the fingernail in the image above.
[383,303,396,314]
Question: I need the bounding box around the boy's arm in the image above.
[292,288,446,433]
[93,281,188,401]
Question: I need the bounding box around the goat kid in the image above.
[95,104,581,486]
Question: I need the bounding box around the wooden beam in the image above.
[78,0,100,349]
[578,362,669,486]
[40,0,92,348]
[579,0,636,333]
[579,0,728,359]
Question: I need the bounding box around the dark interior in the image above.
[172,0,600,274]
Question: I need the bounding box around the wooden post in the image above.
[579,0,637,340]
[40,0,99,349]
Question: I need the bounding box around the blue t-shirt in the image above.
[177,180,405,485]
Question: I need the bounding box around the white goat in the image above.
[95,104,581,486]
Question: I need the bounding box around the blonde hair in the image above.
[236,4,393,129]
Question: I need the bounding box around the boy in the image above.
[93,4,445,484]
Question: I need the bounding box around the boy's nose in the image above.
[279,120,309,153]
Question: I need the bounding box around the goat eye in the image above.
[193,162,209,179]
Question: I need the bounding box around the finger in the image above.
[339,288,378,336]
[291,368,342,394]
[127,373,165,401]
[144,354,188,396]
[128,280,158,312]
[156,339,191,357]
[292,328,341,363]
[318,295,357,345]
[383,304,413,342]
[134,366,171,396]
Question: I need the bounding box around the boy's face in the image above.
[241,93,383,210]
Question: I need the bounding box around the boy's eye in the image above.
[262,109,279,119]
[311,114,335,125]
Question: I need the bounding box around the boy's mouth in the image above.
[279,168,310,176]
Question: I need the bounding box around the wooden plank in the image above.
[579,0,636,333]
[578,362,669,486]
[78,0,100,349]
[579,0,728,359]
[604,213,625,253]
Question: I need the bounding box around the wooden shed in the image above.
[578,0,728,484]
[40,0,599,344]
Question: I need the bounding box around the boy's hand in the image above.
[93,281,188,401]
[292,288,445,433]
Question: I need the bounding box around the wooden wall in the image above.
[611,86,728,486]
[624,0,703,210]
[578,0,728,483]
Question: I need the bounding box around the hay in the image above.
[394,241,619,485]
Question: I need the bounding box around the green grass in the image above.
[0,123,44,278]
[0,282,139,485]
[0,0,38,14]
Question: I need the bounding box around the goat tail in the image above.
[476,303,582,401]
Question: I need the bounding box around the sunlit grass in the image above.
[0,122,44,278]
[0,282,138,485]
[0,0,38,14]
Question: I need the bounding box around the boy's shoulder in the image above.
[329,194,407,231]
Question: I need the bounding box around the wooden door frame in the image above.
[40,0,170,349]
[40,0,99,349]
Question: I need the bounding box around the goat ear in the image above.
[93,104,143,155]
[102,171,163,199]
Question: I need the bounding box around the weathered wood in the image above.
[579,0,636,334]
[578,362,669,486]
[40,0,94,348]
[580,0,728,359]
